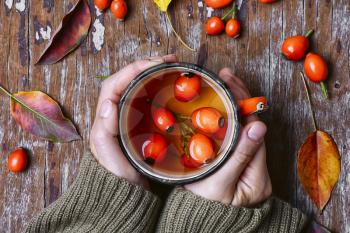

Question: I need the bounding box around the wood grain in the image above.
[0,0,349,232]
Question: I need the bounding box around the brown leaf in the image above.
[36,0,91,65]
[297,130,341,210]
[0,86,80,142]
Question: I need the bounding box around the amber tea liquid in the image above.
[126,71,229,175]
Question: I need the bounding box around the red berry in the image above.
[191,107,225,134]
[281,35,310,61]
[142,133,168,164]
[180,154,201,169]
[225,19,241,38]
[111,0,127,20]
[8,148,28,173]
[189,133,215,164]
[174,73,201,102]
[304,53,328,83]
[205,16,225,35]
[213,120,227,140]
[152,108,176,133]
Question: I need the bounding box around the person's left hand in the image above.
[185,68,272,207]
[89,55,177,188]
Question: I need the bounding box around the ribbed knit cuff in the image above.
[156,188,307,233]
[25,153,161,233]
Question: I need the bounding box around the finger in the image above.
[232,144,272,206]
[218,68,260,124]
[96,54,177,113]
[216,121,267,183]
[90,99,142,184]
[219,68,250,94]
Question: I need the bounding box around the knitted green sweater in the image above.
[24,154,307,233]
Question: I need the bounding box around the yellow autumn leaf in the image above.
[154,0,172,12]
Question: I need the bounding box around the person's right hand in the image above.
[185,68,272,207]
[89,55,177,188]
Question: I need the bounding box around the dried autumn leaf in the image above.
[297,130,340,211]
[36,0,91,65]
[0,86,81,142]
[154,0,172,12]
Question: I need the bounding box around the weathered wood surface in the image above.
[0,0,349,232]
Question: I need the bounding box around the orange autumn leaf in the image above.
[297,130,341,211]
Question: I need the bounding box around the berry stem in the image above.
[96,75,109,79]
[305,29,314,38]
[221,7,235,20]
[300,72,317,131]
[232,3,237,19]
[320,81,329,99]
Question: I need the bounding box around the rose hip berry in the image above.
[152,107,176,133]
[205,16,225,35]
[111,0,127,20]
[142,133,168,164]
[189,133,215,164]
[281,30,313,61]
[8,148,28,173]
[180,154,201,169]
[174,72,201,102]
[191,107,225,134]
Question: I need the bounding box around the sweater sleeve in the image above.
[24,153,161,233]
[156,188,308,233]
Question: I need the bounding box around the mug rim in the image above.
[118,62,240,184]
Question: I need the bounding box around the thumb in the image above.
[224,121,267,181]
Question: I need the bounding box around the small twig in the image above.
[165,12,196,52]
[300,72,317,131]
[96,75,109,79]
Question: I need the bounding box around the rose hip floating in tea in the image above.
[142,133,168,164]
[152,107,176,133]
[181,154,201,169]
[174,73,201,102]
[191,107,225,134]
[189,133,215,164]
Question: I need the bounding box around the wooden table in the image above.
[0,0,349,232]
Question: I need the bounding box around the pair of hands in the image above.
[90,55,272,207]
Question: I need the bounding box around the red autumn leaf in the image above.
[36,0,91,65]
[0,86,80,142]
[297,130,341,211]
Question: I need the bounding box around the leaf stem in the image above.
[165,12,196,52]
[320,81,329,99]
[300,72,317,131]
[221,7,235,20]
[96,75,109,79]
[305,29,314,38]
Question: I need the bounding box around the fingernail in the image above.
[100,99,113,118]
[247,122,267,141]
[162,54,177,62]
[222,68,234,76]
[146,56,164,63]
